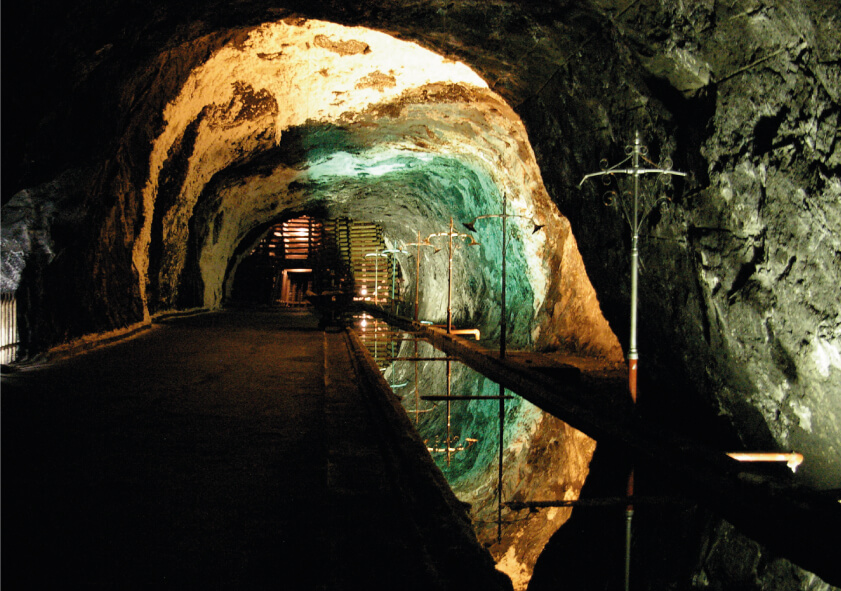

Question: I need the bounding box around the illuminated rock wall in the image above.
[2,1,839,589]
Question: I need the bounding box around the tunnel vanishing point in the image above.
[2,1,841,589]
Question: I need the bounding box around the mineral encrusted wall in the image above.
[2,0,839,589]
[519,0,841,488]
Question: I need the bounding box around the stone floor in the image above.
[1,308,511,590]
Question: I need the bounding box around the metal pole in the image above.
[446,358,452,466]
[497,195,510,540]
[629,237,639,401]
[629,131,641,403]
[391,252,397,314]
[625,506,634,591]
[415,231,421,322]
[373,315,379,360]
[447,217,454,334]
[390,309,396,362]
[498,382,505,543]
[414,337,420,424]
[500,193,508,360]
[422,394,514,400]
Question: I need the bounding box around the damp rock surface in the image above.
[3,1,840,589]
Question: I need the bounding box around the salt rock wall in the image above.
[522,0,841,489]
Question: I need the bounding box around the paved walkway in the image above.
[2,308,510,590]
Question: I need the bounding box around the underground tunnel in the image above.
[2,1,841,590]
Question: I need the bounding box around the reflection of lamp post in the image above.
[463,192,543,360]
[403,232,440,430]
[579,130,686,591]
[422,378,515,543]
[425,218,480,334]
[406,231,440,322]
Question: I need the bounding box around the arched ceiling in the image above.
[137,18,619,356]
[2,5,840,576]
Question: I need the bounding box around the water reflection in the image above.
[350,313,596,590]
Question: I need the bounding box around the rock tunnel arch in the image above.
[138,18,620,358]
[3,2,840,588]
[127,22,625,586]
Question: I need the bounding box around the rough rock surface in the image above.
[3,1,840,589]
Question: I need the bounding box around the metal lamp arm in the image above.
[426,232,478,245]
[464,215,543,234]
[580,167,687,187]
[578,155,634,186]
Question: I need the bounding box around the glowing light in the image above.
[727,451,804,472]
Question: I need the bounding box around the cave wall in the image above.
[514,0,841,488]
[2,0,840,588]
[5,11,622,361]
[3,29,243,349]
[8,0,833,486]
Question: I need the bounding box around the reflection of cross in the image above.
[423,380,515,544]
[425,218,480,334]
[406,397,435,423]
[425,437,478,454]
[579,130,686,591]
[421,358,485,468]
[462,194,541,544]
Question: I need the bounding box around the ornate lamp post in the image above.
[383,248,409,314]
[580,131,686,403]
[579,130,686,591]
[405,231,440,322]
[425,217,480,334]
[462,191,543,359]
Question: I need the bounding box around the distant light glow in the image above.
[727,451,804,472]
